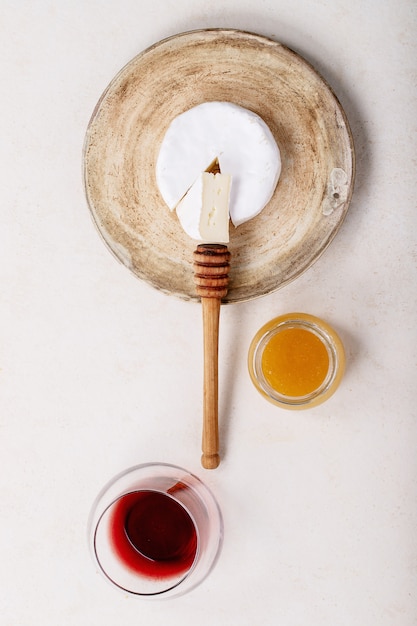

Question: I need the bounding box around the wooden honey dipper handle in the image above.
[193,244,230,469]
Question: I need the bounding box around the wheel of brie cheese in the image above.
[156,102,281,239]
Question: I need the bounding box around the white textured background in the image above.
[1,1,416,624]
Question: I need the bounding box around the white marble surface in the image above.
[1,1,416,624]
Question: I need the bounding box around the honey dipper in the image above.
[193,244,230,469]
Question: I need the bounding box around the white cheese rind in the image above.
[175,172,231,243]
[156,102,281,227]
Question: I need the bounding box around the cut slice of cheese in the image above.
[175,171,231,243]
[156,101,281,227]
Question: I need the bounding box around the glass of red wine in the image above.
[88,463,223,598]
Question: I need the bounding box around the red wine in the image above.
[109,490,197,579]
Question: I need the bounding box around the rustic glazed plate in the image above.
[83,29,355,303]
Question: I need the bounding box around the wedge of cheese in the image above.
[175,171,231,243]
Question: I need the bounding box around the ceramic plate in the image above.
[83,29,355,303]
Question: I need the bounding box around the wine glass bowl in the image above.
[88,463,223,598]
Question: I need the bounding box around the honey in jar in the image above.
[248,313,345,409]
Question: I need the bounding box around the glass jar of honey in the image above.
[248,313,345,409]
